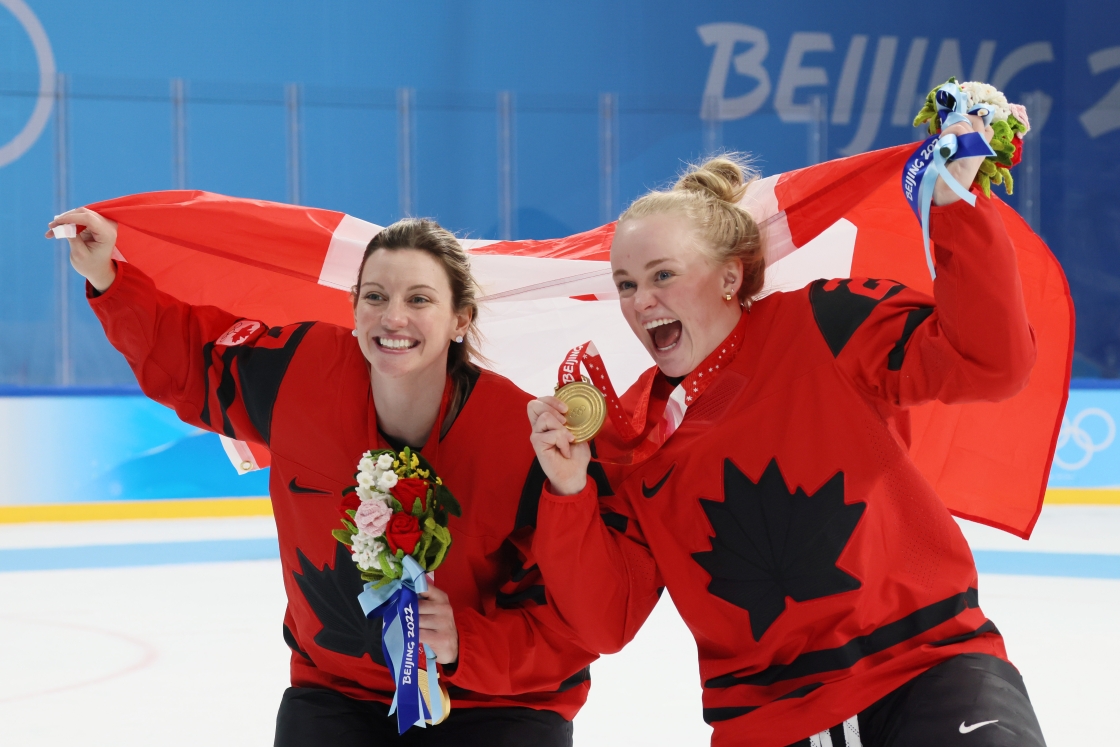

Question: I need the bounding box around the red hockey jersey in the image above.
[534,196,1037,745]
[89,263,596,718]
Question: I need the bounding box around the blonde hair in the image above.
[353,218,482,405]
[619,153,764,301]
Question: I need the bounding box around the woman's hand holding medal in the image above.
[528,395,591,496]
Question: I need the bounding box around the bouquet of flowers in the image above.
[914,77,1032,197]
[334,447,461,586]
[904,77,1031,279]
[332,447,461,733]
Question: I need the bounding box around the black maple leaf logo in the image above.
[292,542,387,665]
[692,459,865,641]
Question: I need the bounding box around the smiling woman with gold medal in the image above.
[528,87,1049,746]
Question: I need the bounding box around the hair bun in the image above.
[673,155,751,204]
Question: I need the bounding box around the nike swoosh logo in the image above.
[959,720,999,734]
[641,465,675,499]
[289,477,330,495]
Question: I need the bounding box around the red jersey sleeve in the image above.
[444,459,599,695]
[532,464,663,655]
[88,261,313,446]
[807,195,1037,408]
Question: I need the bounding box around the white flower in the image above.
[377,453,395,470]
[356,471,376,489]
[377,471,399,491]
[351,533,386,571]
[960,81,1010,123]
[356,485,376,503]
[359,455,378,474]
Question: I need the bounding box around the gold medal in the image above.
[418,668,451,725]
[555,378,607,443]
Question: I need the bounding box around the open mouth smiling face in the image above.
[611,212,743,379]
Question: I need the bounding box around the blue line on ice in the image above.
[0,538,279,571]
[1,541,1119,578]
[972,550,1120,579]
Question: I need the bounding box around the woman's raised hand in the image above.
[933,112,996,207]
[528,396,590,496]
[45,208,118,292]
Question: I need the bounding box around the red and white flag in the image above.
[88,142,1073,538]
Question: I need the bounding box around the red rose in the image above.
[1010,135,1023,167]
[385,513,423,555]
[338,492,360,522]
[392,478,429,513]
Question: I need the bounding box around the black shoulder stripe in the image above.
[514,458,614,531]
[441,365,481,440]
[809,278,904,357]
[555,666,591,693]
[200,341,216,428]
[215,347,240,438]
[588,461,615,497]
[496,585,547,609]
[232,322,315,445]
[886,306,935,371]
[514,458,548,531]
[601,511,629,533]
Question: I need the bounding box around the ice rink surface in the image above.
[2,506,1118,746]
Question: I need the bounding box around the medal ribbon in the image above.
[357,555,446,733]
[557,310,749,464]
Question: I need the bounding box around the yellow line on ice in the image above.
[0,497,273,524]
[1044,488,1120,505]
[0,489,1116,524]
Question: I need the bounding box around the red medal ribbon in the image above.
[556,310,749,464]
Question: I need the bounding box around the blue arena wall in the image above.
[0,0,1117,389]
[0,382,1115,506]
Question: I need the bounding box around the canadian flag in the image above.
[88,142,1073,538]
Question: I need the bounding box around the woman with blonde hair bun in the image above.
[529,114,1047,745]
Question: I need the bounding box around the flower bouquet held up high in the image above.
[903,77,1031,279]
[914,78,1031,197]
[333,447,461,733]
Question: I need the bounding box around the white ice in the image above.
[1,506,1117,746]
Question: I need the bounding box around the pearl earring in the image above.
[454,336,464,344]
[351,329,358,337]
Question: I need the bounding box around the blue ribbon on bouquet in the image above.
[902,80,997,279]
[357,555,446,733]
